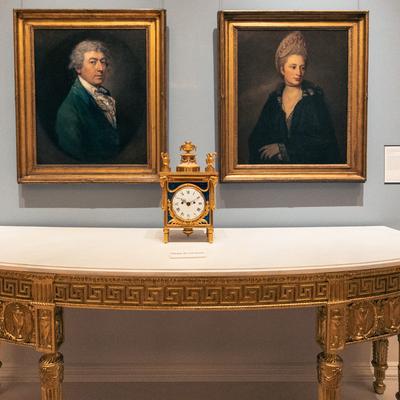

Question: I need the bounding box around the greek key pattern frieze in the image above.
[0,277,33,300]
[53,279,329,308]
[347,273,400,299]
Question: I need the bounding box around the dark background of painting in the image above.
[34,29,147,165]
[237,29,348,164]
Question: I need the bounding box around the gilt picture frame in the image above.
[218,11,368,182]
[14,9,166,183]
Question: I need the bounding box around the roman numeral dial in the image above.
[171,186,206,221]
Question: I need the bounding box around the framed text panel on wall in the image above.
[14,9,166,183]
[218,11,368,182]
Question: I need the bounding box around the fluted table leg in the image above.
[371,338,388,394]
[317,352,343,400]
[39,352,64,400]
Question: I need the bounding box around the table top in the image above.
[0,225,399,276]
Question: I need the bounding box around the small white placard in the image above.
[169,250,206,259]
[385,146,400,183]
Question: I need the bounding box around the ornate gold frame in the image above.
[14,9,166,183]
[218,11,368,182]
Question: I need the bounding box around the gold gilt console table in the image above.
[0,225,400,400]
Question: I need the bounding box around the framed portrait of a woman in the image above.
[218,11,368,182]
[14,10,166,183]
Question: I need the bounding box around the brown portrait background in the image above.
[237,29,348,164]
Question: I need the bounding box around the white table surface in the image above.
[0,226,399,276]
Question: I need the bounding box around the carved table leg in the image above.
[317,352,343,400]
[316,303,347,400]
[396,335,400,400]
[371,338,388,394]
[39,352,64,400]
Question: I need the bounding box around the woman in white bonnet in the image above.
[248,31,340,164]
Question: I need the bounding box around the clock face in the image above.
[171,185,206,221]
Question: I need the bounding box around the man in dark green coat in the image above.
[56,40,120,163]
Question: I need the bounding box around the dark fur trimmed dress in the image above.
[248,81,340,164]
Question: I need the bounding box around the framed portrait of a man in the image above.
[14,9,166,183]
[218,11,368,182]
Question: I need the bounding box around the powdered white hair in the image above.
[68,40,111,71]
[275,31,308,74]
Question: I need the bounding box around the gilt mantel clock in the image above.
[160,142,218,243]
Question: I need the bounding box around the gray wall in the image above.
[3,0,400,230]
[1,0,400,398]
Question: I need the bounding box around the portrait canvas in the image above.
[219,11,368,182]
[238,29,347,165]
[35,29,147,165]
[14,10,166,183]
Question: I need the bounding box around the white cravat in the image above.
[78,76,117,128]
